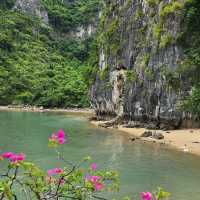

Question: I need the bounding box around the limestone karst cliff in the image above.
[91,0,200,129]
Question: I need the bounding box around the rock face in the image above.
[91,0,197,129]
[14,0,49,23]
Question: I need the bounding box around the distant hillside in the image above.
[0,0,99,108]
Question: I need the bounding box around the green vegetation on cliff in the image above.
[41,0,99,32]
[0,0,99,107]
[180,0,200,116]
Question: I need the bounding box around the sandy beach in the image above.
[91,121,200,156]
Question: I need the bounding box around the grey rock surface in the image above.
[91,0,198,128]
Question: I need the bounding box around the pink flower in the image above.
[85,175,100,183]
[10,153,25,163]
[47,168,64,176]
[57,129,65,139]
[2,152,14,159]
[90,163,97,171]
[94,182,103,191]
[58,137,65,144]
[85,175,103,191]
[140,192,152,200]
[1,152,25,163]
[57,178,65,185]
[51,133,57,140]
[49,129,66,145]
[16,153,25,161]
[90,176,100,183]
[9,154,18,162]
[47,169,54,176]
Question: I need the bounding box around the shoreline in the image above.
[91,120,200,157]
[2,105,200,157]
[0,105,94,114]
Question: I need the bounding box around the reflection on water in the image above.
[0,111,200,200]
[101,133,124,167]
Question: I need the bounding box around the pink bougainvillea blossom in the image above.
[140,192,152,200]
[1,152,25,163]
[58,137,65,144]
[85,175,103,191]
[47,168,64,176]
[90,176,101,183]
[94,182,103,191]
[10,153,25,163]
[57,178,65,185]
[16,153,25,161]
[57,129,65,139]
[2,152,14,159]
[85,175,100,182]
[49,129,66,145]
[50,133,57,140]
[90,163,97,171]
[49,133,57,143]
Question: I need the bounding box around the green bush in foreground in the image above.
[182,85,200,117]
[0,129,170,200]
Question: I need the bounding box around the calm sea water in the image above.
[0,111,200,200]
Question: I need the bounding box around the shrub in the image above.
[145,0,161,7]
[159,33,173,48]
[0,0,15,9]
[152,24,162,39]
[126,70,137,82]
[160,1,184,18]
[144,67,154,80]
[0,129,170,200]
[99,65,109,81]
[182,85,200,116]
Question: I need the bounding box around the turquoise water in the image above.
[0,111,200,200]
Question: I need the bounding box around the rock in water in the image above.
[141,131,152,138]
[152,132,164,140]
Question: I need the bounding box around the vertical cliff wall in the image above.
[91,0,197,129]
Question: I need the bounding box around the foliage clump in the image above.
[182,86,200,117]
[126,70,137,82]
[41,0,99,32]
[0,128,170,200]
[0,0,15,9]
[178,0,200,114]
[145,0,161,7]
[0,0,100,108]
[159,33,173,48]
[160,1,184,18]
